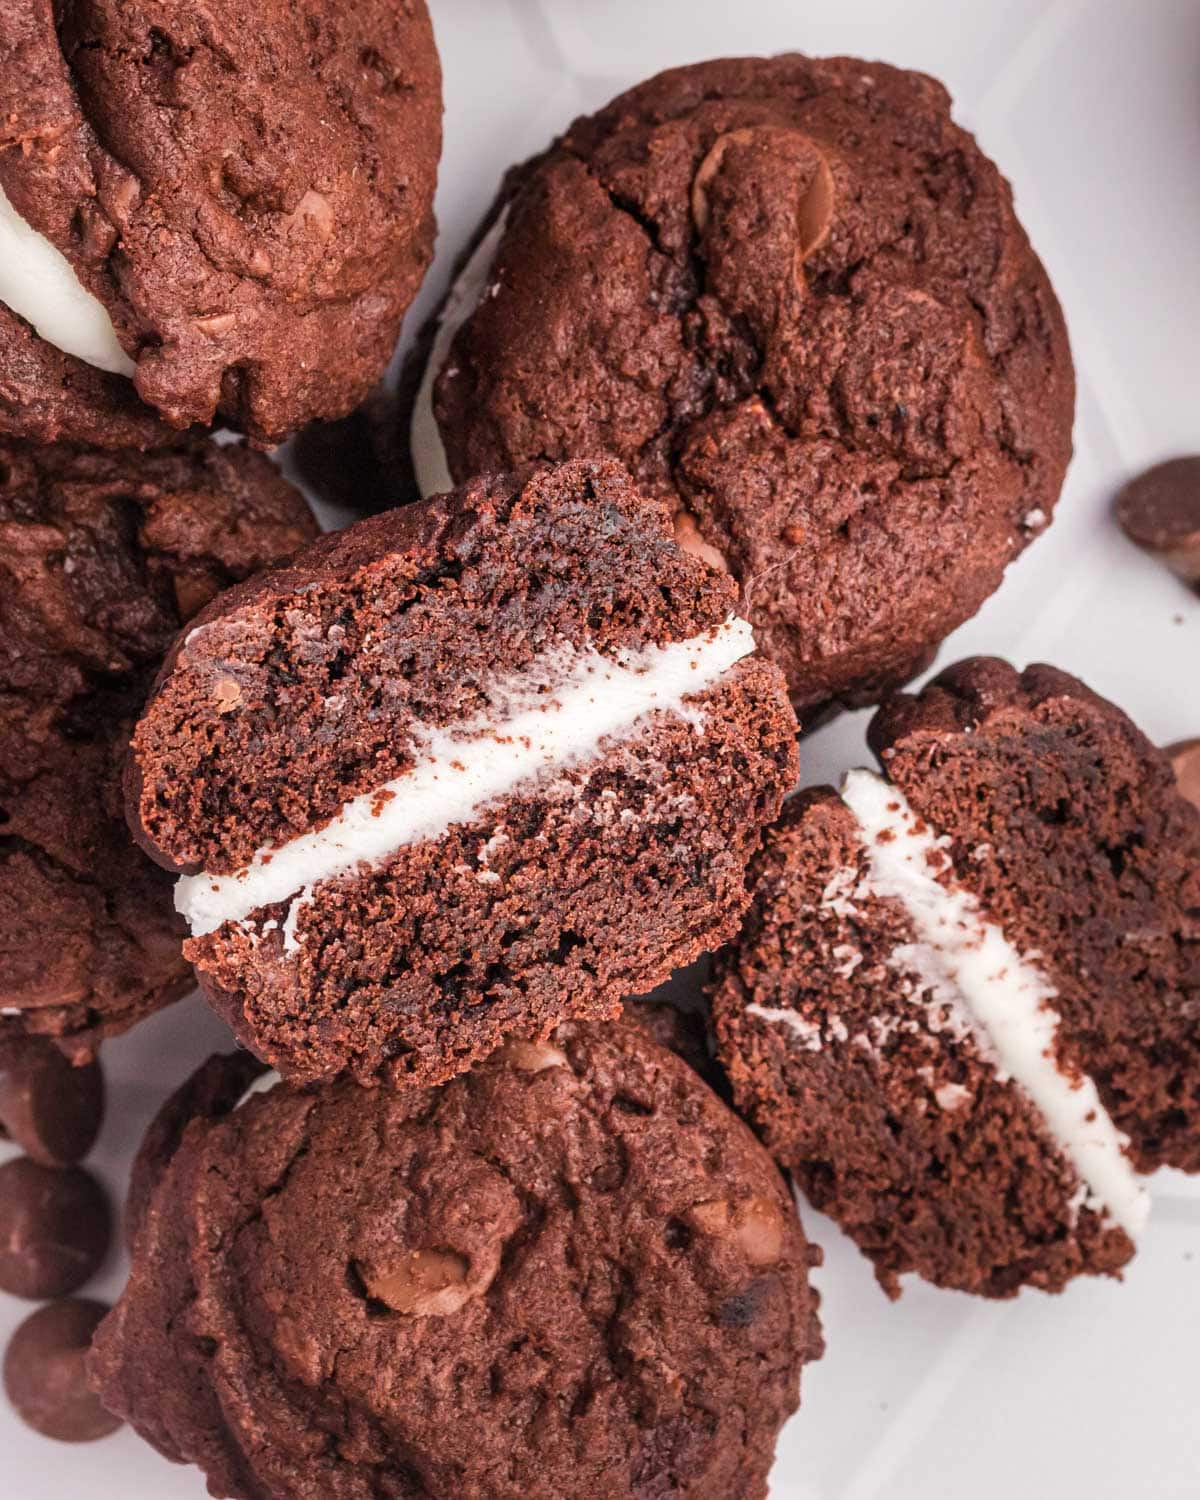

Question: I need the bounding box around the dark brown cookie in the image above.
[92,1024,822,1499]
[123,1047,267,1251]
[5,1298,121,1442]
[0,304,179,451]
[290,390,406,515]
[712,658,1200,1297]
[0,435,317,1056]
[126,459,799,1087]
[621,994,724,1093]
[0,0,441,445]
[1168,738,1200,813]
[419,55,1074,720]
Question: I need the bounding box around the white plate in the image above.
[2,1,1198,1496]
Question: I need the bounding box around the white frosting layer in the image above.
[748,1003,823,1051]
[177,616,755,940]
[840,768,1149,1240]
[410,208,511,498]
[0,183,135,376]
[235,1070,281,1109]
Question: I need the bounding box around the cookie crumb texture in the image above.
[130,460,799,1087]
[433,56,1074,717]
[92,1026,821,1500]
[713,659,1200,1296]
[0,436,317,1054]
[0,0,441,444]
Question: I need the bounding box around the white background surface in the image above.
[2,1,1199,1496]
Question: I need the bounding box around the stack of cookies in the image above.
[0,10,1195,1500]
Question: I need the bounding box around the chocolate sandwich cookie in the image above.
[0,435,317,1054]
[0,0,441,445]
[413,55,1074,719]
[92,1024,822,1500]
[712,658,1200,1297]
[128,459,799,1087]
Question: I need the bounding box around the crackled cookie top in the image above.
[93,1024,823,1500]
[423,55,1074,716]
[0,0,441,444]
[0,435,316,1053]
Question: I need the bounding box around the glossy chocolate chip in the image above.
[0,1037,104,1167]
[0,1158,111,1300]
[360,1248,472,1316]
[3,1299,122,1442]
[1115,456,1200,589]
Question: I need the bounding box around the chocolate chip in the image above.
[358,1248,471,1316]
[688,1194,786,1265]
[691,127,835,262]
[690,125,836,340]
[0,1037,104,1167]
[672,509,730,575]
[1115,457,1200,590]
[212,677,243,713]
[1167,738,1200,813]
[495,1038,569,1073]
[3,1299,122,1442]
[0,1158,111,1300]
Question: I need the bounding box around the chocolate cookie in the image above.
[0,0,441,445]
[127,459,799,1086]
[712,658,1200,1297]
[0,435,317,1055]
[93,1023,822,1500]
[414,55,1074,719]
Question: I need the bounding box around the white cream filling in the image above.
[748,1003,823,1051]
[0,183,134,376]
[838,768,1149,1240]
[176,616,755,942]
[410,208,511,498]
[235,1070,280,1109]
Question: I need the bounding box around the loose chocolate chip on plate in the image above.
[1115,456,1200,590]
[3,1299,122,1442]
[0,1038,104,1167]
[0,1158,111,1300]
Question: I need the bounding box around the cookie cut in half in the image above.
[712,658,1200,1297]
[92,1023,823,1500]
[411,54,1074,720]
[0,0,441,445]
[129,460,799,1086]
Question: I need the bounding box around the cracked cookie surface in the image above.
[0,0,441,443]
[430,55,1074,719]
[0,434,317,1055]
[93,1023,822,1500]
